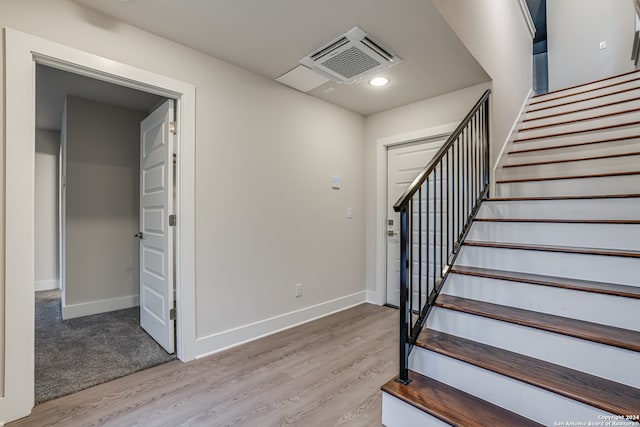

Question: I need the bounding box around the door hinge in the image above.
[169,121,177,135]
[170,308,176,320]
[169,214,176,226]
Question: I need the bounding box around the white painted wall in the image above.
[0,0,365,386]
[432,0,534,166]
[364,83,490,303]
[62,96,146,318]
[547,0,636,92]
[35,129,60,291]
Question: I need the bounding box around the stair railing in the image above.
[632,0,640,66]
[394,90,491,384]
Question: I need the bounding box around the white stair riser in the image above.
[410,348,614,425]
[381,393,450,427]
[467,221,640,251]
[513,123,640,148]
[495,175,640,198]
[501,155,640,180]
[517,111,640,140]
[507,138,640,164]
[527,90,640,120]
[443,274,640,331]
[456,245,640,287]
[426,308,640,387]
[525,95,640,123]
[479,199,640,220]
[530,77,640,108]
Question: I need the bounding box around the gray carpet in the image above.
[35,290,176,404]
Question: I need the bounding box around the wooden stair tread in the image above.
[504,151,640,168]
[530,76,640,105]
[435,295,640,352]
[496,170,640,184]
[475,218,640,225]
[450,265,640,299]
[464,239,640,259]
[529,85,640,113]
[531,70,640,99]
[514,121,640,143]
[520,107,640,132]
[508,134,640,155]
[524,96,640,122]
[382,370,544,427]
[416,329,640,417]
[488,194,640,201]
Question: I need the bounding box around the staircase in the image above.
[382,71,640,426]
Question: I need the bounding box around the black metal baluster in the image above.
[409,198,414,318]
[446,152,450,260]
[432,170,437,293]
[397,205,410,384]
[469,115,477,206]
[418,187,422,316]
[439,161,443,279]
[425,178,430,304]
[457,136,461,240]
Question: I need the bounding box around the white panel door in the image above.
[386,137,447,307]
[140,99,175,353]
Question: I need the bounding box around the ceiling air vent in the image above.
[300,27,401,84]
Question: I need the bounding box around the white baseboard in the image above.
[35,279,60,292]
[193,291,367,359]
[62,294,140,320]
[492,88,534,192]
[366,290,381,305]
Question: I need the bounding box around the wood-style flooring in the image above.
[9,303,397,427]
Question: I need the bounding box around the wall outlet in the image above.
[295,283,303,297]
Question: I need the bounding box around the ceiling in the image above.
[36,64,165,131]
[72,0,490,116]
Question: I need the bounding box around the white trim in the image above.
[193,292,367,359]
[365,290,378,304]
[373,123,458,307]
[2,27,197,423]
[62,295,140,320]
[518,0,537,39]
[35,280,59,292]
[492,88,534,194]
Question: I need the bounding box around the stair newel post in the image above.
[397,204,411,385]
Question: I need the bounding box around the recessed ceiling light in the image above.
[369,77,389,87]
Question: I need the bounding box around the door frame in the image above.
[3,27,197,421]
[374,123,457,306]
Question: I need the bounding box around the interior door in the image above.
[139,99,175,353]
[386,137,447,307]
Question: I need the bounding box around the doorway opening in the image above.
[3,28,196,421]
[34,64,176,402]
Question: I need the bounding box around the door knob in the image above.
[134,232,143,239]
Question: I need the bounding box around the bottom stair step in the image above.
[416,329,640,417]
[382,370,543,427]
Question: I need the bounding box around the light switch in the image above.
[332,176,341,190]
[347,207,353,219]
[600,41,607,50]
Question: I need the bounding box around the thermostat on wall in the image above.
[332,176,341,190]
